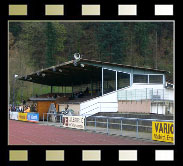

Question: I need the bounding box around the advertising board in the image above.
[152,121,174,143]
[18,113,28,121]
[9,112,19,120]
[27,112,39,122]
[63,116,85,129]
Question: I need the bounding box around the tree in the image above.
[45,22,56,67]
[96,23,123,62]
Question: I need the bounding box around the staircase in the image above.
[80,91,118,117]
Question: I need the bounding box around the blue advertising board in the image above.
[27,113,39,122]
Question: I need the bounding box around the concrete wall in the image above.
[118,100,174,115]
[118,100,151,113]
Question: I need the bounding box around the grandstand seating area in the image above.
[35,91,99,104]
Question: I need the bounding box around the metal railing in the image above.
[43,113,63,126]
[117,88,174,101]
[83,115,174,141]
[41,113,173,142]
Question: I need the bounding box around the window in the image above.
[149,75,163,84]
[103,69,116,94]
[117,72,130,90]
[133,74,148,83]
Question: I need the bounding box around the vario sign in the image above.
[152,121,174,143]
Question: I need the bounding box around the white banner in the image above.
[63,116,85,129]
[10,112,19,120]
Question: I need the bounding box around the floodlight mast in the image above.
[73,53,85,67]
[13,74,18,107]
[73,53,82,66]
[74,53,81,60]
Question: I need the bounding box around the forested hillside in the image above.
[9,22,173,105]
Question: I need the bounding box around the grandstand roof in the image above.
[18,59,169,86]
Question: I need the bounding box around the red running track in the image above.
[9,120,157,145]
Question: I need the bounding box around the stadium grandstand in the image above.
[18,53,174,119]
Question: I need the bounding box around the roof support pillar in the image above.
[102,68,104,96]
[148,75,150,84]
[130,73,133,86]
[72,83,74,96]
[64,86,66,96]
[163,74,166,87]
[116,71,117,91]
[32,82,34,96]
[51,86,53,94]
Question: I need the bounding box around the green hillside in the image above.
[9,22,174,105]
